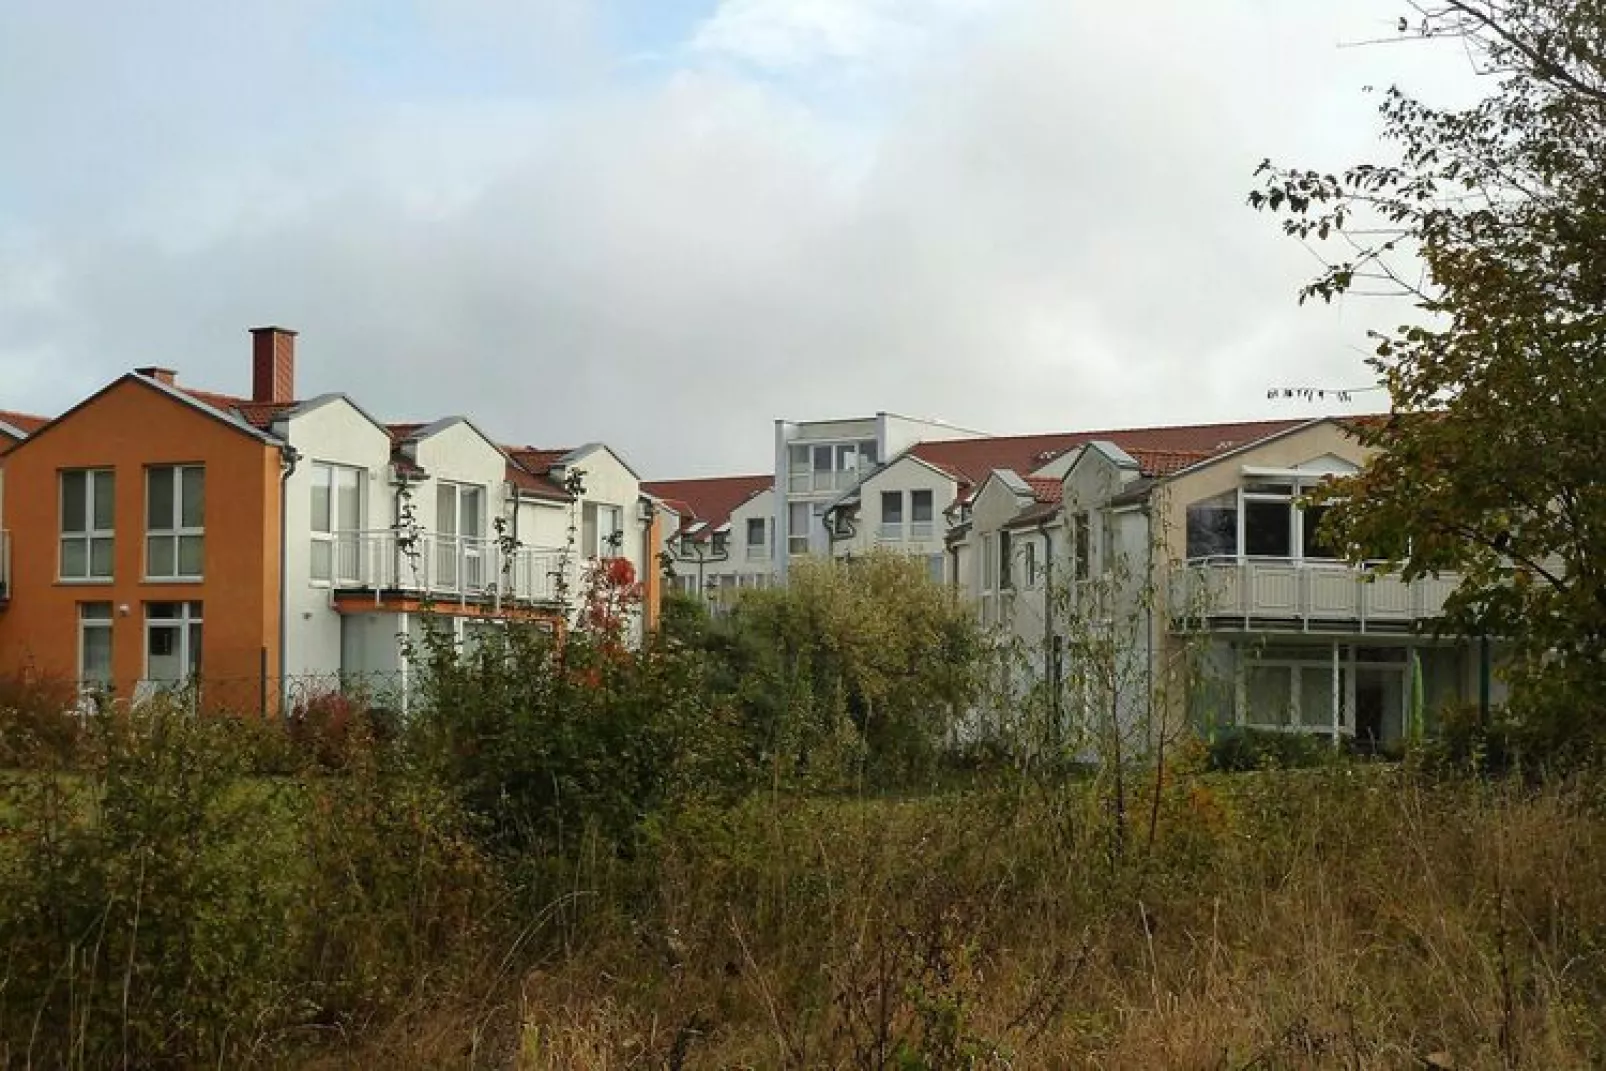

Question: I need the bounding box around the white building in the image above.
[946,417,1497,752]
[642,475,776,602]
[210,329,656,700]
[772,413,985,581]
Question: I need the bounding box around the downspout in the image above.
[1037,517,1057,750]
[277,443,301,719]
[1143,498,1155,749]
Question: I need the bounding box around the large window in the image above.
[146,465,204,580]
[582,501,623,559]
[60,469,115,580]
[79,602,113,687]
[787,439,878,493]
[311,463,363,583]
[746,517,767,559]
[1072,512,1090,581]
[145,601,202,684]
[911,490,934,539]
[999,529,1014,590]
[438,482,486,589]
[1185,492,1237,560]
[879,490,904,540]
[788,501,812,555]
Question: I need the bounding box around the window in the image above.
[789,439,880,493]
[880,490,904,540]
[145,601,202,684]
[581,501,623,559]
[1185,492,1237,560]
[311,463,363,583]
[60,469,115,580]
[1072,512,1090,581]
[910,490,934,539]
[746,517,767,559]
[1100,513,1117,574]
[1244,498,1293,557]
[1023,539,1039,588]
[438,482,486,589]
[928,553,946,584]
[788,502,812,555]
[999,529,1014,590]
[1301,504,1336,560]
[981,533,997,591]
[79,602,113,687]
[146,465,204,579]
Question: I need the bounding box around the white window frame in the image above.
[879,490,904,542]
[60,468,115,581]
[910,489,935,541]
[745,517,767,560]
[143,600,202,685]
[310,462,365,585]
[583,501,625,559]
[145,464,205,581]
[78,601,114,688]
[788,502,812,556]
[436,481,487,590]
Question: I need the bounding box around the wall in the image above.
[0,378,282,705]
[841,456,957,568]
[277,397,394,678]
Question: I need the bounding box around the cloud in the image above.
[0,1,1482,475]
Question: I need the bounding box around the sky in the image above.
[0,0,1486,476]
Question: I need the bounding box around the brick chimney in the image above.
[249,326,297,404]
[135,366,178,385]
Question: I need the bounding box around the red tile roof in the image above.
[1127,448,1215,476]
[1025,477,1063,504]
[909,418,1307,493]
[0,409,50,436]
[642,475,772,538]
[502,446,576,501]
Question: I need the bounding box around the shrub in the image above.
[1205,726,1337,772]
[0,672,84,767]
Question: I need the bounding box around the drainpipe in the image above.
[1037,517,1057,749]
[277,444,301,718]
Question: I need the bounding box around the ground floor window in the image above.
[145,601,202,684]
[78,602,113,688]
[1234,642,1440,745]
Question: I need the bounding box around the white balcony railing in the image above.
[0,529,9,603]
[745,543,768,561]
[333,529,566,608]
[1170,557,1457,632]
[878,522,903,542]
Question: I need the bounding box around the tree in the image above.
[1250,0,1606,726]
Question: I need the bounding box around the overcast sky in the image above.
[0,1,1483,476]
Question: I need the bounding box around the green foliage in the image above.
[704,552,989,788]
[1251,0,1606,733]
[0,701,301,1065]
[1205,726,1337,772]
[0,672,85,767]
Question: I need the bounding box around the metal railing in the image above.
[334,529,566,608]
[1170,557,1457,632]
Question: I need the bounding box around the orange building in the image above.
[0,372,287,712]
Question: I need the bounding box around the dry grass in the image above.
[314,761,1606,1069]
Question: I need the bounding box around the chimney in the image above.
[249,326,297,404]
[135,366,178,386]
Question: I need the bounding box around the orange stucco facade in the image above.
[0,377,283,707]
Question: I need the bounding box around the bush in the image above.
[0,672,84,767]
[1205,726,1337,772]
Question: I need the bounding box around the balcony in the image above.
[329,529,566,611]
[0,529,8,606]
[1170,557,1457,633]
